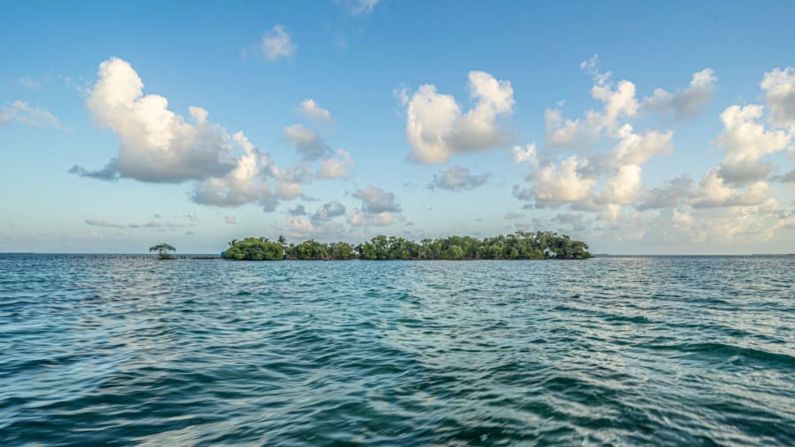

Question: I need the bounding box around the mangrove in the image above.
[221,232,592,261]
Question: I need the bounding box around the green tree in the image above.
[220,231,591,261]
[149,243,176,259]
[222,238,284,260]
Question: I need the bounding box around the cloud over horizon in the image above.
[512,57,795,246]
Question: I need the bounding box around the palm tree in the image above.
[149,243,176,259]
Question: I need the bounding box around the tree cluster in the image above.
[222,232,591,261]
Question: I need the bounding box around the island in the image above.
[221,232,591,261]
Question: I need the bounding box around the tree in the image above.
[220,232,591,261]
[222,238,284,260]
[149,243,176,259]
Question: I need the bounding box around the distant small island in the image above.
[221,232,592,261]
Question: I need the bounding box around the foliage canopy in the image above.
[222,232,591,261]
[149,243,176,259]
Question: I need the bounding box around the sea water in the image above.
[1,254,794,445]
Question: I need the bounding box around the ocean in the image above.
[1,254,794,445]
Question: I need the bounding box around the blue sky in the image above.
[2,0,795,254]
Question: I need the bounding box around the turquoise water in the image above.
[1,254,794,445]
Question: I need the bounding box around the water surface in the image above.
[1,255,794,445]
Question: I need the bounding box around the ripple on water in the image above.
[1,255,795,445]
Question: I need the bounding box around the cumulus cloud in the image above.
[350,185,400,226]
[603,164,642,205]
[517,156,595,207]
[512,144,538,166]
[262,25,295,60]
[68,159,120,181]
[190,132,274,208]
[81,57,236,183]
[350,211,395,227]
[353,185,401,213]
[546,56,638,148]
[671,209,694,229]
[516,62,795,246]
[317,149,354,179]
[298,99,333,123]
[310,201,346,223]
[403,71,514,163]
[286,201,347,238]
[286,216,318,237]
[427,165,489,191]
[611,125,673,166]
[714,105,791,184]
[643,68,717,118]
[760,67,795,131]
[637,176,693,210]
[692,169,773,208]
[0,100,60,127]
[284,124,331,160]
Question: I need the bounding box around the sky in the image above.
[2,0,795,255]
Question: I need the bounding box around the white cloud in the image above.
[82,57,236,183]
[262,25,296,60]
[190,132,273,208]
[337,0,380,15]
[311,201,346,222]
[546,56,638,148]
[692,169,772,208]
[0,100,60,127]
[317,149,354,179]
[427,165,489,191]
[637,176,693,210]
[224,215,237,224]
[611,125,673,166]
[516,58,674,219]
[527,156,595,206]
[353,185,401,213]
[714,104,791,184]
[643,68,717,118]
[512,143,538,166]
[672,209,694,229]
[286,201,348,238]
[298,99,333,123]
[287,216,318,237]
[350,185,400,226]
[760,67,795,131]
[404,71,514,163]
[350,211,395,227]
[603,164,642,205]
[276,180,304,200]
[284,124,331,160]
[517,63,795,247]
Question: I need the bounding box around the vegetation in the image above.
[149,243,176,259]
[221,238,284,260]
[222,232,591,261]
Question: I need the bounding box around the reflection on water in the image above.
[1,255,794,445]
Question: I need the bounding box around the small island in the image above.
[221,232,591,261]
